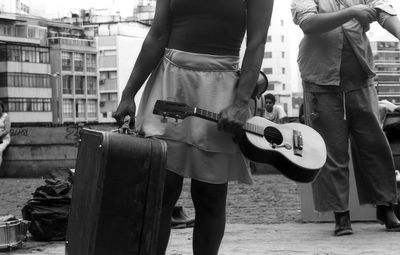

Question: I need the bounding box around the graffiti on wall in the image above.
[10,128,29,137]
[65,123,92,146]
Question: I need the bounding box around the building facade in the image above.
[255,1,302,117]
[0,14,52,123]
[47,22,99,124]
[368,23,400,105]
[0,0,30,15]
[96,21,149,122]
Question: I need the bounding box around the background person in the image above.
[0,101,11,170]
[113,0,274,254]
[262,93,287,123]
[291,0,400,236]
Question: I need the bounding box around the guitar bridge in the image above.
[293,130,303,157]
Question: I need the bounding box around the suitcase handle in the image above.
[112,116,142,136]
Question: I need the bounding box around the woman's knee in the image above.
[191,179,227,213]
[162,170,183,207]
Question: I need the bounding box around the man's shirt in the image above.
[263,105,287,123]
[291,0,396,86]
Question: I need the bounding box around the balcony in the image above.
[48,37,96,51]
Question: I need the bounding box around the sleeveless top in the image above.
[168,0,246,56]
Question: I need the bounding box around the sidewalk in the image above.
[4,222,400,255]
[2,175,400,254]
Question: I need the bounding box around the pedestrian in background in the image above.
[113,0,274,254]
[262,93,287,123]
[0,101,11,170]
[291,0,400,236]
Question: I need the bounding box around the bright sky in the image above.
[30,0,400,19]
[30,0,139,18]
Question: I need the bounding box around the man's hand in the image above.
[217,103,251,136]
[112,97,136,128]
[350,5,377,27]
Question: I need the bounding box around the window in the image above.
[63,99,73,118]
[76,99,85,118]
[99,71,117,80]
[268,83,275,90]
[74,53,84,72]
[264,52,272,58]
[263,68,273,75]
[282,83,286,90]
[0,73,50,88]
[0,45,49,63]
[281,52,285,58]
[100,93,118,101]
[87,100,97,118]
[281,36,285,42]
[280,20,284,26]
[102,50,117,56]
[38,47,49,63]
[282,67,286,74]
[3,98,51,112]
[62,52,72,71]
[87,77,97,95]
[75,76,85,95]
[266,36,272,42]
[86,54,96,72]
[62,75,73,94]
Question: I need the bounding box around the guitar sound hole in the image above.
[264,126,283,145]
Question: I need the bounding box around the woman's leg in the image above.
[191,179,228,255]
[157,170,184,255]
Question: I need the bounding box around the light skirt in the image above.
[136,49,252,184]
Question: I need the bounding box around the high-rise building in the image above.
[47,21,99,124]
[0,0,30,15]
[0,14,52,123]
[256,1,302,117]
[96,20,149,122]
[368,23,400,105]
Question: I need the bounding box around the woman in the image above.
[113,0,274,254]
[0,101,11,170]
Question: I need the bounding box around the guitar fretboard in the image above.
[195,108,264,136]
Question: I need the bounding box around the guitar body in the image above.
[239,117,326,183]
[153,100,327,183]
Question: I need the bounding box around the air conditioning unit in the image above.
[100,102,105,107]
[99,79,106,85]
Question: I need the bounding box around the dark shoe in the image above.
[376,205,400,232]
[171,206,195,229]
[334,211,353,236]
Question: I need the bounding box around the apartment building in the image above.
[96,21,149,122]
[0,0,30,15]
[0,14,52,123]
[368,23,400,105]
[370,40,400,104]
[47,21,99,124]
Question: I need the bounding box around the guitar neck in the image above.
[194,107,264,136]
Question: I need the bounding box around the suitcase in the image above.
[65,128,167,255]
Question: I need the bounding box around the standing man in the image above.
[291,0,400,236]
[262,93,287,123]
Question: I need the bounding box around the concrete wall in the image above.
[1,123,116,177]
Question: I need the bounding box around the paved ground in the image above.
[1,175,400,254]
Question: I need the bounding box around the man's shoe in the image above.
[376,205,400,232]
[334,211,353,236]
[171,206,195,229]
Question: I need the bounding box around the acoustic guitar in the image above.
[153,100,327,183]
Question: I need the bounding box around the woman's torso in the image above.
[168,0,246,56]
